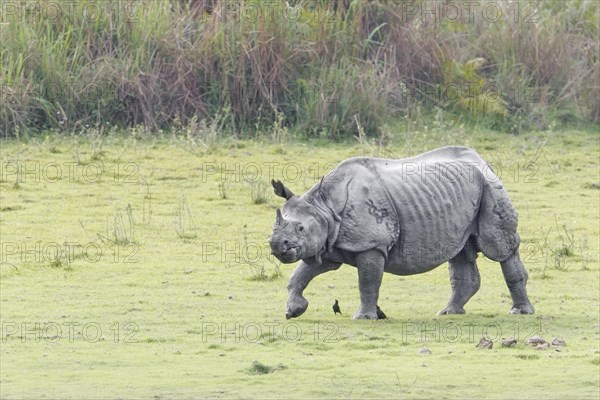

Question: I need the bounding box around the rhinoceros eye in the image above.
[298,225,304,233]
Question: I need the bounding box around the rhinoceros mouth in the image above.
[273,246,301,263]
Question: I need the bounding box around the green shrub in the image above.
[1,0,597,137]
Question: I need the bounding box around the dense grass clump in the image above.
[1,0,598,137]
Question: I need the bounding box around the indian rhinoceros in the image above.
[269,146,534,319]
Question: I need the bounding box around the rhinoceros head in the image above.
[269,179,336,265]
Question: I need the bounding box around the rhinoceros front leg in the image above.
[353,249,385,320]
[286,260,341,319]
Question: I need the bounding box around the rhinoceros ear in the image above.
[271,179,294,200]
[275,208,284,225]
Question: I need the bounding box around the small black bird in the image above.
[376,306,387,320]
[332,299,342,315]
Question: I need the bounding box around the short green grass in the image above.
[1,128,599,399]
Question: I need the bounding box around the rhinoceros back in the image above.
[374,147,486,272]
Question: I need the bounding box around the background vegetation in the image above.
[1,0,598,138]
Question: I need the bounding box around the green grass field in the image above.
[1,128,599,399]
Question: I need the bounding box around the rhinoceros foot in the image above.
[509,303,535,315]
[437,305,466,315]
[352,310,378,320]
[286,295,309,319]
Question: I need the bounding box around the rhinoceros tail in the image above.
[475,175,520,262]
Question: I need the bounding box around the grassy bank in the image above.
[1,0,598,137]
[1,127,598,398]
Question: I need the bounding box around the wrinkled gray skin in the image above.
[269,146,534,320]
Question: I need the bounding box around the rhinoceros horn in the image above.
[276,208,284,225]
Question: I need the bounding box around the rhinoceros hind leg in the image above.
[437,247,480,315]
[353,249,384,320]
[501,250,534,314]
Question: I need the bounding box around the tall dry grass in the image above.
[1,0,598,137]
